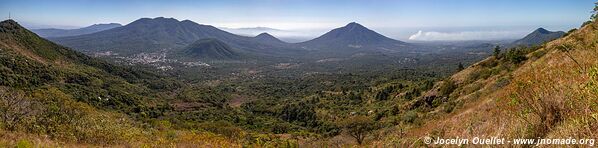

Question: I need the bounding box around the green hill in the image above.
[180,38,240,60]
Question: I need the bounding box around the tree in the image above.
[493,45,501,58]
[592,2,598,21]
[457,63,465,71]
[506,48,527,64]
[340,115,378,144]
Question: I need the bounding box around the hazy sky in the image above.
[0,0,595,41]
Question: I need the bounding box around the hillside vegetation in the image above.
[0,19,247,147]
[372,18,598,147]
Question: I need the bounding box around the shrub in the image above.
[15,139,32,148]
[530,49,547,60]
[443,101,457,113]
[438,79,457,97]
[494,75,511,89]
[0,88,38,131]
[505,49,527,64]
[402,111,418,123]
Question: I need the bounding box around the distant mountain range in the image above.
[39,17,567,62]
[37,17,566,61]
[512,28,565,46]
[50,17,300,56]
[48,17,415,60]
[32,23,122,38]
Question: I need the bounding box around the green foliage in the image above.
[15,139,32,148]
[280,101,318,127]
[402,111,418,123]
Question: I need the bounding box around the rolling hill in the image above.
[31,23,122,38]
[180,38,240,60]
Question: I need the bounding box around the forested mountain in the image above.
[31,23,122,37]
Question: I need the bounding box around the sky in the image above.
[0,0,595,42]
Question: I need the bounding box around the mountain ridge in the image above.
[32,23,122,38]
[50,17,293,56]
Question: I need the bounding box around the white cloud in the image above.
[408,30,525,41]
[219,27,328,43]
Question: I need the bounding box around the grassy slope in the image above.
[373,21,598,146]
